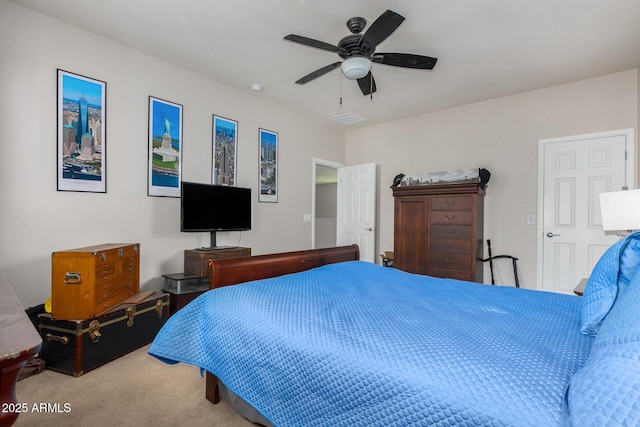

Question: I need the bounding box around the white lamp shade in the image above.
[599,189,640,231]
[341,57,372,80]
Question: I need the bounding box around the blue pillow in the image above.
[618,234,640,288]
[565,264,640,425]
[580,232,640,335]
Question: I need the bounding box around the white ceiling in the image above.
[11,0,640,129]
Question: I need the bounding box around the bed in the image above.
[149,234,640,426]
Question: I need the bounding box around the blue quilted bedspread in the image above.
[149,261,593,426]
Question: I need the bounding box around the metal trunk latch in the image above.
[88,320,101,343]
[155,299,164,318]
[126,306,136,327]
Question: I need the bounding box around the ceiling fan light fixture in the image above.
[341,56,371,80]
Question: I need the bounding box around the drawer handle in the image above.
[446,214,456,220]
[64,272,82,284]
[446,200,456,205]
[446,258,456,264]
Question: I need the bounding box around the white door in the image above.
[537,129,634,294]
[337,163,377,263]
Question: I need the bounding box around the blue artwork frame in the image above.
[57,69,107,192]
[148,96,183,197]
[212,115,238,186]
[259,128,278,203]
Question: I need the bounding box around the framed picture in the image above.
[57,69,107,192]
[212,115,238,186]
[148,96,183,197]
[259,128,278,203]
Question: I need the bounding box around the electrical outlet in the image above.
[527,215,535,225]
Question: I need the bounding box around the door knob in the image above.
[364,227,373,231]
[546,232,561,238]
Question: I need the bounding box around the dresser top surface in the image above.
[52,243,139,255]
[392,182,486,197]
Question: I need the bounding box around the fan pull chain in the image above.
[339,71,343,106]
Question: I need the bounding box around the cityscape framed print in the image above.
[57,69,107,193]
[212,115,238,186]
[259,128,278,203]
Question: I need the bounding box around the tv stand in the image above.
[184,246,251,276]
[195,245,238,251]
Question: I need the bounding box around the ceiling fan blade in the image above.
[284,34,346,55]
[357,72,377,96]
[359,10,405,52]
[295,62,342,84]
[373,53,438,70]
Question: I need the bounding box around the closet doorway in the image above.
[312,158,342,249]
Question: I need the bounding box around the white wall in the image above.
[346,69,638,289]
[0,1,345,307]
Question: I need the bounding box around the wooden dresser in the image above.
[393,182,485,282]
[51,243,140,320]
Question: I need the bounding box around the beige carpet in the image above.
[14,344,254,427]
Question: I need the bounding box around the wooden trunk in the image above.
[51,243,140,320]
[38,292,169,377]
[183,247,251,276]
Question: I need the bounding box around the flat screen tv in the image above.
[180,181,251,249]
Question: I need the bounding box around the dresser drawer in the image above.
[431,196,473,211]
[429,252,472,272]
[430,210,473,225]
[94,289,137,313]
[429,268,473,282]
[96,278,136,300]
[120,256,139,274]
[95,261,118,284]
[430,224,473,239]
[430,238,472,254]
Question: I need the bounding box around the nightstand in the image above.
[574,278,588,296]
[162,273,209,315]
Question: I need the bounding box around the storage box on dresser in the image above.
[51,243,140,320]
[184,247,251,276]
[393,183,485,282]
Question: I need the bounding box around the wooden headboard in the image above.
[207,244,360,290]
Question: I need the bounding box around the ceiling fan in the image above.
[284,9,438,96]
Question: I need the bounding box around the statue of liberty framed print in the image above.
[148,96,183,197]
